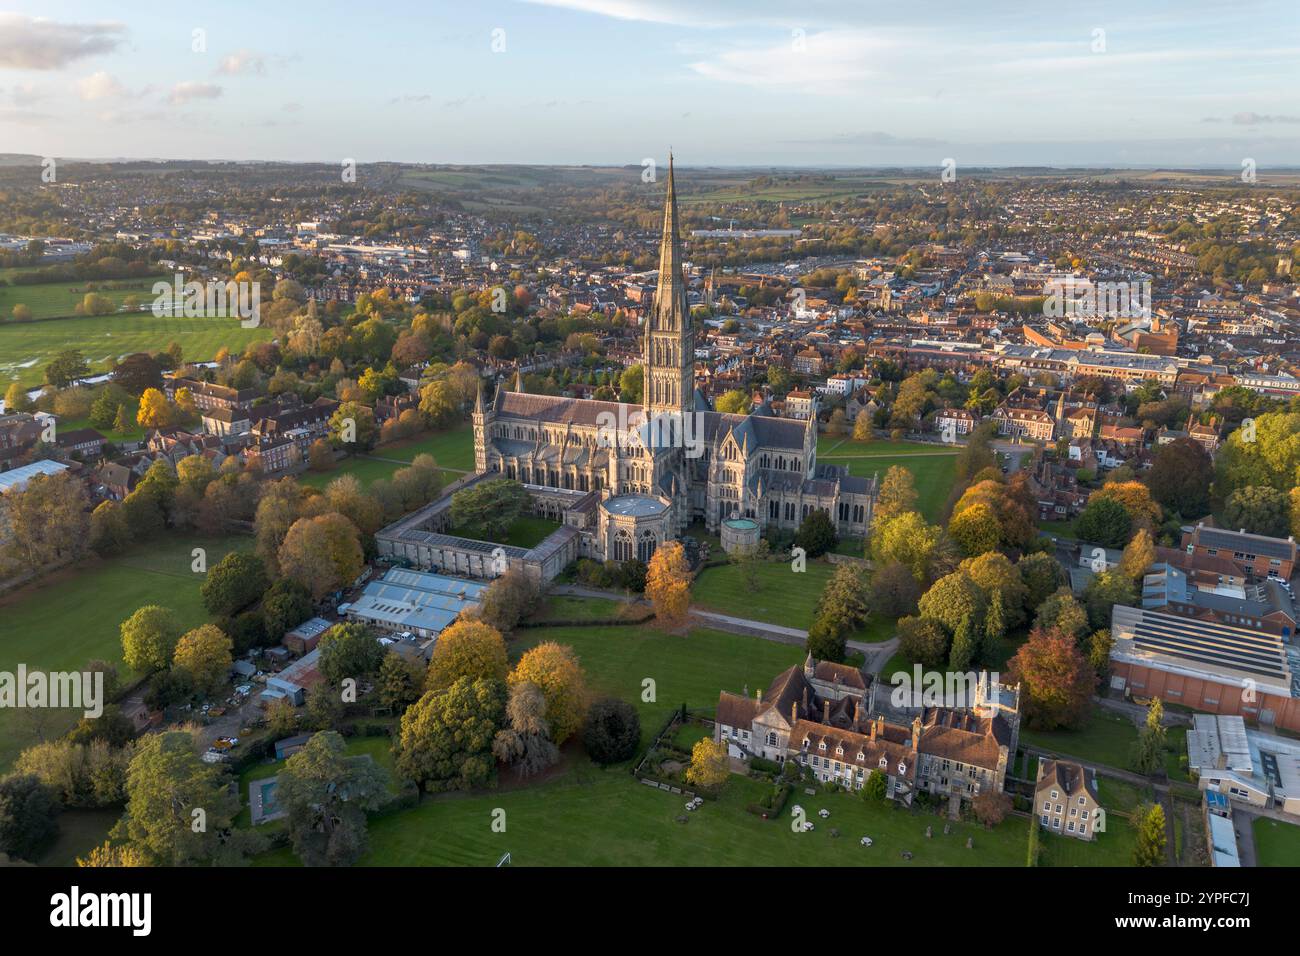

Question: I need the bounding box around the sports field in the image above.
[0,310,273,388]
[0,533,251,770]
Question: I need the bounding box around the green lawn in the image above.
[0,532,251,771]
[1020,709,1141,770]
[1036,518,1078,539]
[1253,817,1300,866]
[513,622,805,744]
[532,596,632,622]
[1039,820,1137,866]
[817,443,957,522]
[57,414,145,444]
[378,423,475,471]
[257,760,1029,867]
[299,424,474,490]
[446,515,559,549]
[0,311,273,388]
[33,808,122,867]
[0,277,164,322]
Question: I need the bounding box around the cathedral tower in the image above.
[643,154,694,421]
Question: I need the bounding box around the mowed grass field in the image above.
[253,758,1029,867]
[0,277,164,321]
[1253,817,1300,866]
[692,559,894,642]
[0,532,251,771]
[298,424,476,490]
[817,437,957,522]
[0,311,273,388]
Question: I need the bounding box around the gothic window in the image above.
[637,531,657,563]
[613,530,632,562]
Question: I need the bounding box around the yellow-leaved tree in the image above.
[685,737,729,789]
[646,540,691,628]
[508,641,588,744]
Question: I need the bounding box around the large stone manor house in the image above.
[466,156,878,566]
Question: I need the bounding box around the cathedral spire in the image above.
[644,153,693,418]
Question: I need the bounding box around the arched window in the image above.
[613,530,632,562]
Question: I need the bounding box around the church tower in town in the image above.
[643,154,694,422]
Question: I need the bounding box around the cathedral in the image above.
[470,156,877,565]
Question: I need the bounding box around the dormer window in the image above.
[856,751,864,762]
[878,756,888,769]
[801,737,810,750]
[835,745,844,756]
[818,741,826,751]
[898,762,907,775]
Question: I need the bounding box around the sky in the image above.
[0,0,1297,167]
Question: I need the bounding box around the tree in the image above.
[1133,803,1167,867]
[1074,495,1132,549]
[685,737,729,789]
[0,471,90,573]
[1119,528,1156,581]
[1019,552,1065,610]
[949,614,979,670]
[262,578,314,642]
[1214,411,1300,496]
[852,411,873,442]
[4,382,30,413]
[120,605,182,674]
[917,570,987,637]
[111,352,163,395]
[277,512,364,600]
[491,681,561,779]
[646,540,691,627]
[278,731,390,867]
[874,465,918,524]
[1033,588,1089,641]
[475,568,540,632]
[318,622,385,686]
[200,551,268,617]
[395,677,505,793]
[172,624,233,697]
[947,502,1001,557]
[76,842,149,868]
[971,789,1012,828]
[509,642,589,745]
[1087,627,1114,681]
[112,731,246,865]
[896,616,949,670]
[323,474,384,536]
[729,537,771,593]
[1221,485,1290,538]
[806,617,847,663]
[961,552,1029,629]
[1146,438,1212,518]
[377,652,427,713]
[426,619,508,691]
[328,401,378,452]
[254,479,304,575]
[417,379,459,428]
[44,349,89,389]
[619,364,643,404]
[862,768,888,802]
[583,698,641,765]
[1083,569,1138,631]
[1007,627,1096,731]
[714,389,750,414]
[869,561,921,618]
[135,387,173,428]
[0,775,59,862]
[1131,697,1167,775]
[449,478,529,539]
[794,508,837,558]
[871,511,946,583]
[812,563,871,638]
[1090,481,1161,533]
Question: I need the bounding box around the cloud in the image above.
[791,130,949,149]
[215,50,267,76]
[167,82,223,105]
[8,82,47,107]
[1231,112,1300,126]
[689,29,886,94]
[0,13,125,69]
[77,71,128,101]
[0,107,52,124]
[388,93,433,105]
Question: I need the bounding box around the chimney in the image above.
[756,688,762,705]
[853,698,861,730]
[911,715,922,751]
[869,716,877,742]
[822,699,831,725]
[803,687,809,711]
[791,701,797,725]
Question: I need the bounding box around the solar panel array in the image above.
[1130,612,1290,682]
